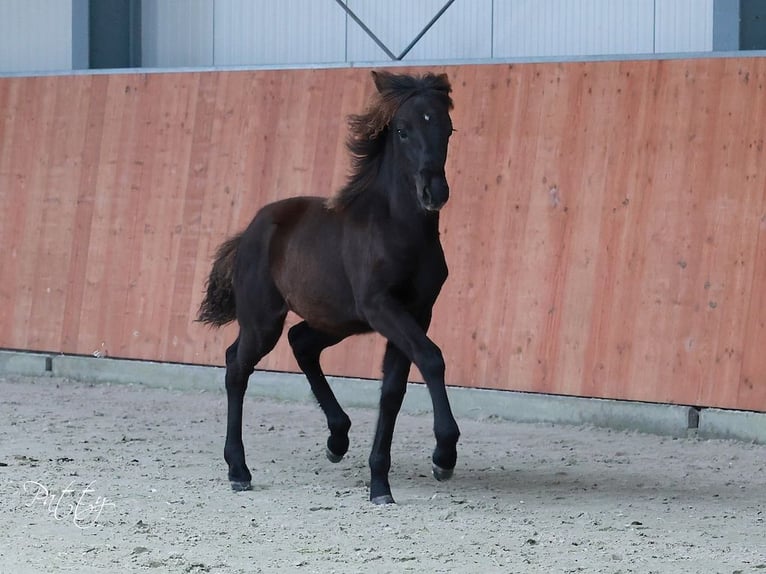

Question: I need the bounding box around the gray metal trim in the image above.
[335,0,455,61]
[334,0,397,60]
[397,0,456,60]
[128,0,141,67]
[4,49,766,79]
[71,0,89,69]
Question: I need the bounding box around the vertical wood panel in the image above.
[741,203,766,410]
[1,60,765,412]
[27,77,90,350]
[61,76,108,352]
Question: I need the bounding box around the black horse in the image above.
[198,70,459,504]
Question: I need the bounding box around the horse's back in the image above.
[239,196,330,250]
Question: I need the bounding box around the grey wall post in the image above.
[713,0,740,51]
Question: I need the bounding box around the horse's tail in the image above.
[197,233,242,327]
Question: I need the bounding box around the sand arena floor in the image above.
[0,375,764,573]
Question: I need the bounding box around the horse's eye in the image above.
[396,129,408,141]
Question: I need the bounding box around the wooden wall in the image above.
[1,59,765,412]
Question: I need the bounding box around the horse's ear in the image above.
[371,70,395,94]
[434,73,451,93]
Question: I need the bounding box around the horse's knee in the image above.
[416,345,445,383]
[379,382,406,415]
[382,345,409,377]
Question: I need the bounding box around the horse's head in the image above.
[373,71,454,212]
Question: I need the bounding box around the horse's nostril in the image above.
[423,186,432,205]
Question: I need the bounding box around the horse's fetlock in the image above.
[436,423,460,447]
[368,452,391,475]
[339,415,352,434]
[329,414,351,436]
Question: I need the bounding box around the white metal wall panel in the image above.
[0,0,73,73]
[0,0,722,74]
[214,0,345,66]
[346,0,493,62]
[654,0,714,52]
[493,0,655,58]
[141,0,214,68]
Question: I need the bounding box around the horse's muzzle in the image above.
[416,174,450,212]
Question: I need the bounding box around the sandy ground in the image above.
[0,375,764,574]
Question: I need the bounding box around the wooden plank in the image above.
[0,77,20,344]
[3,77,60,350]
[27,77,89,351]
[60,75,108,353]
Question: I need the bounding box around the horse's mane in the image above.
[326,72,453,211]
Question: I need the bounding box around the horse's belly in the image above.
[288,295,369,336]
[278,272,367,336]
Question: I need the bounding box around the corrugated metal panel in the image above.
[142,0,214,68]
[346,0,492,62]
[214,0,345,66]
[0,0,725,73]
[493,0,655,58]
[0,0,73,73]
[655,0,714,52]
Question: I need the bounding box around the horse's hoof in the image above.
[325,446,345,463]
[230,480,253,492]
[370,494,396,505]
[432,464,454,482]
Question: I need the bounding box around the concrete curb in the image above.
[0,350,50,376]
[1,350,764,443]
[698,408,766,443]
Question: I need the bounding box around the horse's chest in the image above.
[387,244,446,305]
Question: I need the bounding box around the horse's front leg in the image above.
[412,333,460,481]
[363,297,461,497]
[412,309,459,482]
[369,342,411,504]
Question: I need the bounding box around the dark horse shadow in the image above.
[198,71,458,504]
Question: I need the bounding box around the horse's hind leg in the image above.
[224,313,286,491]
[223,336,251,490]
[287,322,350,462]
